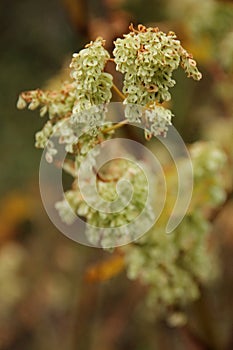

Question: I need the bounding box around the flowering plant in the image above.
[17,24,228,324]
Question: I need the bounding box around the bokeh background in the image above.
[0,0,233,349]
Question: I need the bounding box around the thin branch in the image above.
[112,83,126,101]
[102,119,128,134]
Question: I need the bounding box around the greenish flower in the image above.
[35,121,53,148]
[70,38,113,114]
[113,24,202,109]
[16,24,227,325]
[122,140,227,321]
[17,82,76,120]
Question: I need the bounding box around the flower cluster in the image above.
[113,24,202,136]
[124,212,214,324]
[17,25,203,142]
[17,82,76,119]
[179,47,203,80]
[125,103,173,137]
[35,121,53,148]
[16,23,230,325]
[123,141,227,324]
[190,142,227,209]
[114,25,180,105]
[113,24,202,105]
[144,103,173,137]
[56,158,155,248]
[70,38,113,114]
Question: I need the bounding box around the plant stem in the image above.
[112,83,126,101]
[103,119,128,134]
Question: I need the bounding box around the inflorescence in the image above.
[17,24,228,324]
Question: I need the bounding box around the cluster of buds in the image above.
[113,24,202,136]
[70,38,113,114]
